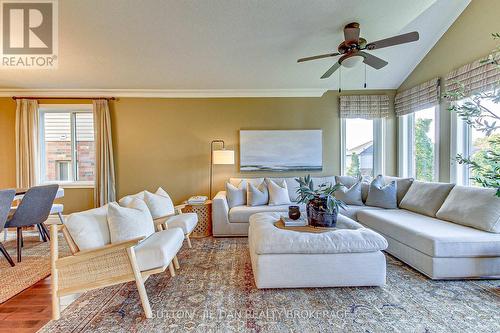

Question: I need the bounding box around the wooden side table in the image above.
[183,200,212,238]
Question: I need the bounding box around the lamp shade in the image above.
[212,149,235,165]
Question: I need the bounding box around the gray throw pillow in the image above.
[335,182,364,206]
[225,181,246,208]
[365,175,398,209]
[247,181,269,206]
[381,175,414,205]
[335,175,360,188]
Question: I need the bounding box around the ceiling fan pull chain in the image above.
[338,67,342,93]
[364,63,367,88]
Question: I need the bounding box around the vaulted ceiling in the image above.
[0,0,470,93]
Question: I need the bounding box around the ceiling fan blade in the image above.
[366,31,419,50]
[344,26,360,44]
[359,51,388,69]
[320,62,341,79]
[297,52,340,63]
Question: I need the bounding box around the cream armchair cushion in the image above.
[134,228,185,271]
[107,200,155,243]
[164,213,198,234]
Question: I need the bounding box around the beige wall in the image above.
[112,90,396,203]
[0,90,396,211]
[398,0,500,181]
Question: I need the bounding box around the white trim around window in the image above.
[340,118,385,177]
[38,104,95,187]
[397,106,440,181]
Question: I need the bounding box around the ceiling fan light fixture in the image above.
[340,55,362,68]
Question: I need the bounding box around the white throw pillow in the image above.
[335,182,364,206]
[118,191,145,207]
[107,200,155,244]
[65,205,110,250]
[267,179,291,206]
[247,181,269,206]
[143,187,175,218]
[226,181,247,208]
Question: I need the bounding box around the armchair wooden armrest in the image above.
[57,237,144,268]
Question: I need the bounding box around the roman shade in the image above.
[445,53,500,99]
[394,78,440,116]
[339,95,390,119]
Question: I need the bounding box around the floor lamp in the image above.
[210,140,235,199]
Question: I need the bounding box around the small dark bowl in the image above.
[288,206,301,220]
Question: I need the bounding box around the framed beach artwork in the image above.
[239,130,322,171]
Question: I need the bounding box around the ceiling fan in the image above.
[298,22,419,79]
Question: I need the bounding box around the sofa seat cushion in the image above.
[249,212,388,255]
[165,213,198,234]
[340,205,384,221]
[134,228,184,271]
[228,204,305,223]
[357,209,500,258]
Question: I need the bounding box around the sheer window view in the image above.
[344,118,374,177]
[41,111,95,183]
[459,96,499,187]
[413,107,436,181]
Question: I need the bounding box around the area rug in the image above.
[39,238,499,332]
[0,230,70,303]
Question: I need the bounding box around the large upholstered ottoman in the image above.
[248,212,388,289]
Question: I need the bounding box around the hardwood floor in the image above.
[0,277,52,333]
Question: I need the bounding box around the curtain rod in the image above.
[12,96,116,100]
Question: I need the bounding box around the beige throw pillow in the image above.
[436,186,500,233]
[399,181,455,217]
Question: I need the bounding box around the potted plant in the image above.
[295,175,346,227]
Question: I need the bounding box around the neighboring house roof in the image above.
[346,141,373,156]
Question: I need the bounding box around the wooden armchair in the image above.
[50,217,184,320]
[152,203,198,248]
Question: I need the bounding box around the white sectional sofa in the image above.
[213,175,500,279]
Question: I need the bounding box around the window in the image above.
[341,118,384,177]
[451,95,499,186]
[398,107,438,181]
[39,105,95,185]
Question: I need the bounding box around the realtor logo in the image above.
[1,0,58,68]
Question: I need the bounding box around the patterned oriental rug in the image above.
[40,238,499,332]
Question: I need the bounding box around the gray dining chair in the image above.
[5,185,59,263]
[0,189,16,267]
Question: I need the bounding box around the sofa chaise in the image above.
[213,175,500,279]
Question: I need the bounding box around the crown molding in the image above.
[0,88,327,98]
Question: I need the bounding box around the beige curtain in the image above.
[395,78,440,116]
[93,100,116,206]
[339,95,390,119]
[15,99,39,188]
[445,53,500,99]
